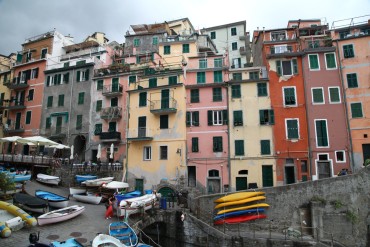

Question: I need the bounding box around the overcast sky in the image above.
[0,0,368,55]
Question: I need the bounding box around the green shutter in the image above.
[136,55,140,64]
[269,110,275,124]
[292,59,298,74]
[85,69,89,81]
[276,60,282,76]
[351,103,363,118]
[149,78,157,88]
[287,120,298,139]
[139,92,147,107]
[58,94,64,106]
[222,110,228,125]
[46,117,51,129]
[312,88,323,103]
[47,96,53,107]
[192,138,199,152]
[94,124,102,135]
[234,111,243,126]
[78,92,85,104]
[309,55,319,69]
[208,110,212,125]
[315,120,328,147]
[329,88,340,103]
[97,80,103,90]
[46,76,50,86]
[96,100,102,111]
[261,140,271,155]
[76,71,81,82]
[193,111,199,126]
[64,72,69,83]
[235,140,244,155]
[214,71,223,83]
[186,112,191,126]
[25,111,31,124]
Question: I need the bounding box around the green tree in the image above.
[0,172,15,198]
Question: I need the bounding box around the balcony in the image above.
[302,38,335,52]
[7,77,29,90]
[94,64,130,77]
[239,46,247,55]
[42,127,67,139]
[61,46,106,61]
[99,131,121,142]
[267,45,303,59]
[127,128,153,141]
[7,100,26,110]
[150,98,177,115]
[102,84,123,97]
[3,123,24,134]
[100,106,122,120]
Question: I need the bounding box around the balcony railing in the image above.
[61,46,105,61]
[102,84,123,97]
[150,98,177,115]
[3,123,24,134]
[270,46,293,54]
[100,106,122,120]
[94,64,130,77]
[99,131,121,142]
[239,46,247,55]
[41,126,67,139]
[303,38,333,50]
[127,128,153,141]
[7,100,26,110]
[6,77,29,90]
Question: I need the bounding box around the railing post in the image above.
[269,221,271,239]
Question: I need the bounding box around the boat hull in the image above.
[82,177,114,187]
[36,174,61,185]
[214,196,266,209]
[0,201,37,227]
[75,175,97,183]
[35,190,69,208]
[109,221,138,247]
[214,191,265,203]
[214,214,267,225]
[217,203,270,215]
[52,237,84,247]
[69,187,87,196]
[37,205,85,226]
[13,193,48,214]
[92,234,125,247]
[73,194,102,205]
[214,208,265,221]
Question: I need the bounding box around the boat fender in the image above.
[0,223,11,238]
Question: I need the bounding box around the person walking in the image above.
[105,195,115,219]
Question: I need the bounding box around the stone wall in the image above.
[192,166,370,246]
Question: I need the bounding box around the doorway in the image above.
[285,166,296,184]
[317,161,331,179]
[188,166,196,187]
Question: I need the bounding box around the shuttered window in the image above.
[190,89,199,103]
[315,120,328,147]
[261,140,271,155]
[235,140,244,156]
[286,119,299,139]
[329,87,340,103]
[192,137,199,152]
[312,88,324,104]
[233,110,243,126]
[257,83,268,96]
[213,136,223,152]
[78,92,85,105]
[309,54,319,70]
[76,115,82,130]
[197,72,205,84]
[139,92,147,107]
[232,85,241,98]
[351,103,363,118]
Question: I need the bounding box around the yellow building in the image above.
[228,66,276,190]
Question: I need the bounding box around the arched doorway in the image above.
[73,135,86,162]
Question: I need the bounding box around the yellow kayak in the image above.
[215,196,266,209]
[214,191,265,203]
[0,201,37,227]
[217,203,270,215]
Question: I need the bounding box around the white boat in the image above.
[69,187,87,196]
[37,205,85,226]
[36,173,61,185]
[92,234,126,247]
[73,194,102,205]
[81,177,114,187]
[0,209,25,232]
[118,193,160,217]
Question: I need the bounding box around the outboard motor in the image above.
[29,232,39,244]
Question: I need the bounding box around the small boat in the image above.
[69,187,87,196]
[118,194,159,217]
[213,208,265,221]
[109,221,138,247]
[37,205,85,226]
[115,191,142,204]
[214,195,266,209]
[213,213,267,225]
[214,191,265,203]
[82,177,114,187]
[51,237,84,247]
[217,202,270,215]
[36,173,61,185]
[0,221,11,238]
[92,233,125,247]
[75,174,97,183]
[11,174,31,183]
[13,193,48,213]
[73,194,102,205]
[0,209,25,232]
[0,201,37,227]
[35,190,69,208]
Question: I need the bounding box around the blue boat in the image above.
[51,237,84,247]
[213,208,265,221]
[12,174,31,183]
[115,191,142,204]
[109,221,138,247]
[75,174,97,183]
[35,190,69,208]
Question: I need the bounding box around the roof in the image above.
[63,40,100,53]
[130,23,168,34]
[201,20,246,32]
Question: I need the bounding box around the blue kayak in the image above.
[75,174,97,183]
[52,237,84,247]
[115,191,142,203]
[214,208,265,221]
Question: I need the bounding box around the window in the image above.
[149,78,157,88]
[31,68,39,79]
[232,58,241,68]
[213,88,222,101]
[208,110,227,126]
[63,72,69,83]
[199,59,207,69]
[76,60,86,66]
[210,31,216,39]
[78,92,85,105]
[312,88,324,104]
[26,51,32,62]
[301,160,308,173]
[231,27,237,36]
[164,45,171,55]
[58,94,64,107]
[186,111,199,126]
[214,71,223,83]
[235,140,244,156]
[129,75,136,83]
[192,137,199,152]
[259,110,275,125]
[283,87,297,106]
[328,87,340,103]
[134,38,140,47]
[160,146,168,160]
[64,62,70,68]
[47,96,53,108]
[213,136,223,152]
[190,89,199,103]
[308,54,320,70]
[214,58,222,68]
[343,44,354,58]
[233,110,243,126]
[160,115,168,129]
[271,31,286,41]
[261,140,271,155]
[351,102,363,118]
[108,122,116,132]
[335,151,346,163]
[325,53,337,69]
[286,119,299,139]
[139,92,147,107]
[94,123,102,135]
[46,117,51,129]
[232,42,238,51]
[152,37,158,45]
[197,72,206,84]
[347,73,358,88]
[28,89,34,101]
[231,85,241,98]
[182,44,189,53]
[76,115,82,130]
[143,146,151,160]
[168,76,177,85]
[96,100,102,112]
[25,111,32,125]
[76,69,89,82]
[53,74,62,85]
[315,119,328,147]
[276,59,298,76]
[97,80,103,90]
[233,73,242,80]
[257,83,268,96]
[41,48,47,59]
[250,71,259,80]
[111,97,118,107]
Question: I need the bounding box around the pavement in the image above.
[2,180,120,247]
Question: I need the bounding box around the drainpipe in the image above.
[335,40,354,171]
[124,89,130,182]
[226,82,231,192]
[301,55,312,180]
[67,69,75,146]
